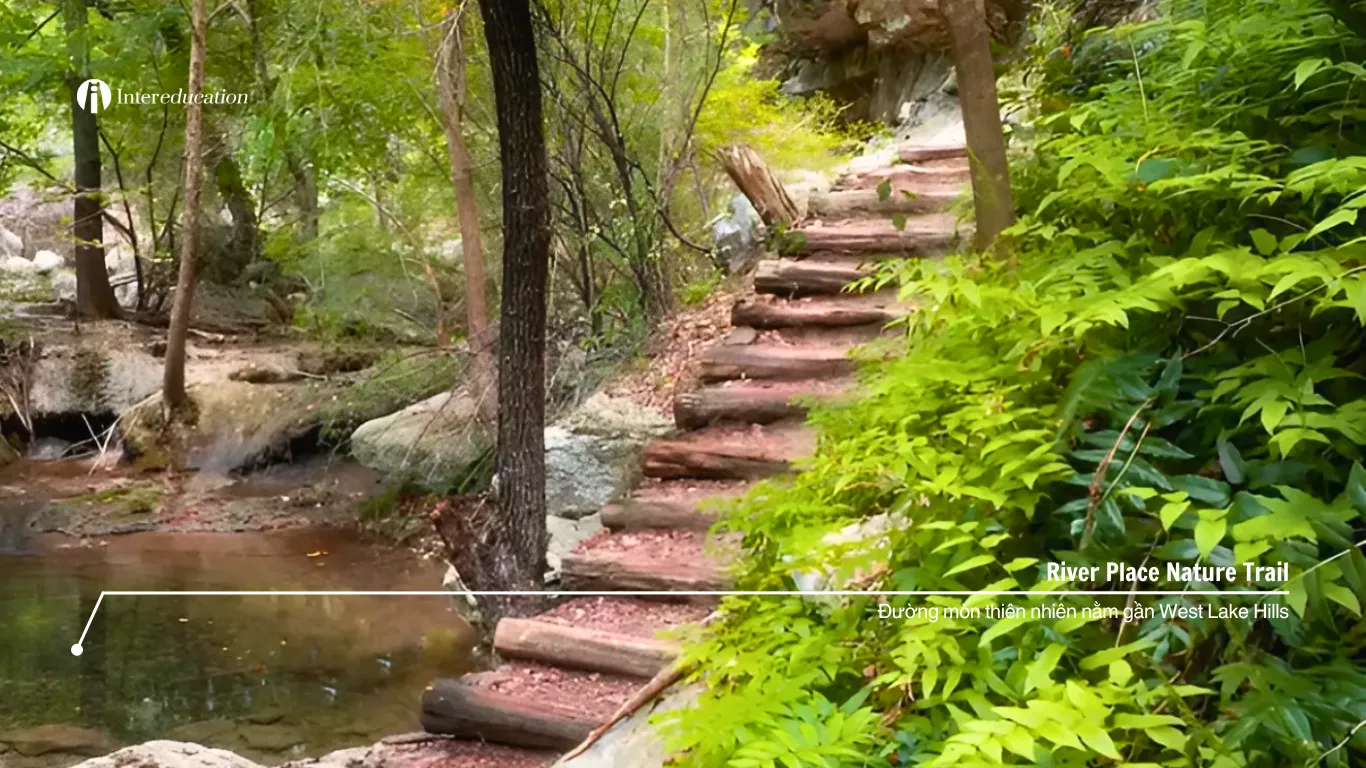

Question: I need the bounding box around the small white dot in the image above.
[70,644,83,657]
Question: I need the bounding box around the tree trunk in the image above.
[211,155,261,282]
[718,145,799,228]
[162,0,207,414]
[437,11,496,416]
[475,0,551,623]
[943,0,1014,250]
[65,0,121,319]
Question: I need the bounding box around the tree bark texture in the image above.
[476,0,551,615]
[718,144,799,228]
[437,11,496,415]
[65,0,121,319]
[162,0,207,413]
[943,0,1014,250]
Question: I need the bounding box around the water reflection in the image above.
[0,528,472,765]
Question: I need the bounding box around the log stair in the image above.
[419,143,967,765]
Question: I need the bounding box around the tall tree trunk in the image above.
[287,154,319,243]
[211,155,262,282]
[437,10,496,415]
[472,0,551,623]
[65,0,121,319]
[163,0,207,414]
[943,0,1014,251]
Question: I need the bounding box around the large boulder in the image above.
[349,389,493,486]
[69,741,264,768]
[0,723,116,757]
[119,381,334,472]
[544,393,672,520]
[31,345,164,416]
[554,683,702,768]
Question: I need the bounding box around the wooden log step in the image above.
[784,214,960,255]
[421,677,594,750]
[732,293,908,328]
[642,423,814,480]
[700,343,854,382]
[675,378,851,429]
[603,480,750,530]
[494,618,679,678]
[898,144,968,163]
[806,187,957,218]
[834,164,971,192]
[753,256,875,297]
[561,530,729,596]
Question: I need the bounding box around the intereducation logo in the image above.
[76,78,111,113]
[74,78,248,113]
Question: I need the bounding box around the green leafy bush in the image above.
[668,0,1366,765]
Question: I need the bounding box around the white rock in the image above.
[32,249,65,272]
[0,227,22,257]
[70,741,264,768]
[554,683,701,767]
[1,255,37,273]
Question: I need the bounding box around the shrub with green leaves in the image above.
[666,0,1366,765]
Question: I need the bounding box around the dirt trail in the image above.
[415,144,971,765]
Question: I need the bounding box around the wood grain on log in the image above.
[806,188,957,218]
[719,144,799,226]
[700,344,853,382]
[897,144,968,163]
[642,425,814,480]
[601,498,720,530]
[732,295,907,328]
[787,217,959,255]
[560,549,728,596]
[420,678,593,751]
[675,379,851,429]
[753,258,872,297]
[834,164,971,192]
[494,619,679,678]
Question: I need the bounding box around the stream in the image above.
[0,460,473,767]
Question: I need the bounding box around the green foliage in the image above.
[669,0,1366,765]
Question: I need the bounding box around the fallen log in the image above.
[642,425,814,480]
[753,258,872,297]
[785,217,959,255]
[834,164,971,192]
[806,188,957,218]
[898,144,968,163]
[560,549,728,596]
[731,295,905,328]
[699,344,854,382]
[493,619,679,678]
[675,379,850,429]
[719,144,799,227]
[601,498,720,530]
[420,678,593,751]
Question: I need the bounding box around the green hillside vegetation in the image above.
[667,0,1366,765]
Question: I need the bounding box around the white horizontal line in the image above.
[71,588,1288,653]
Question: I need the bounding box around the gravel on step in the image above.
[376,739,556,768]
[465,661,642,722]
[537,596,711,638]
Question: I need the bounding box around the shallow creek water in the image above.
[0,463,473,766]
